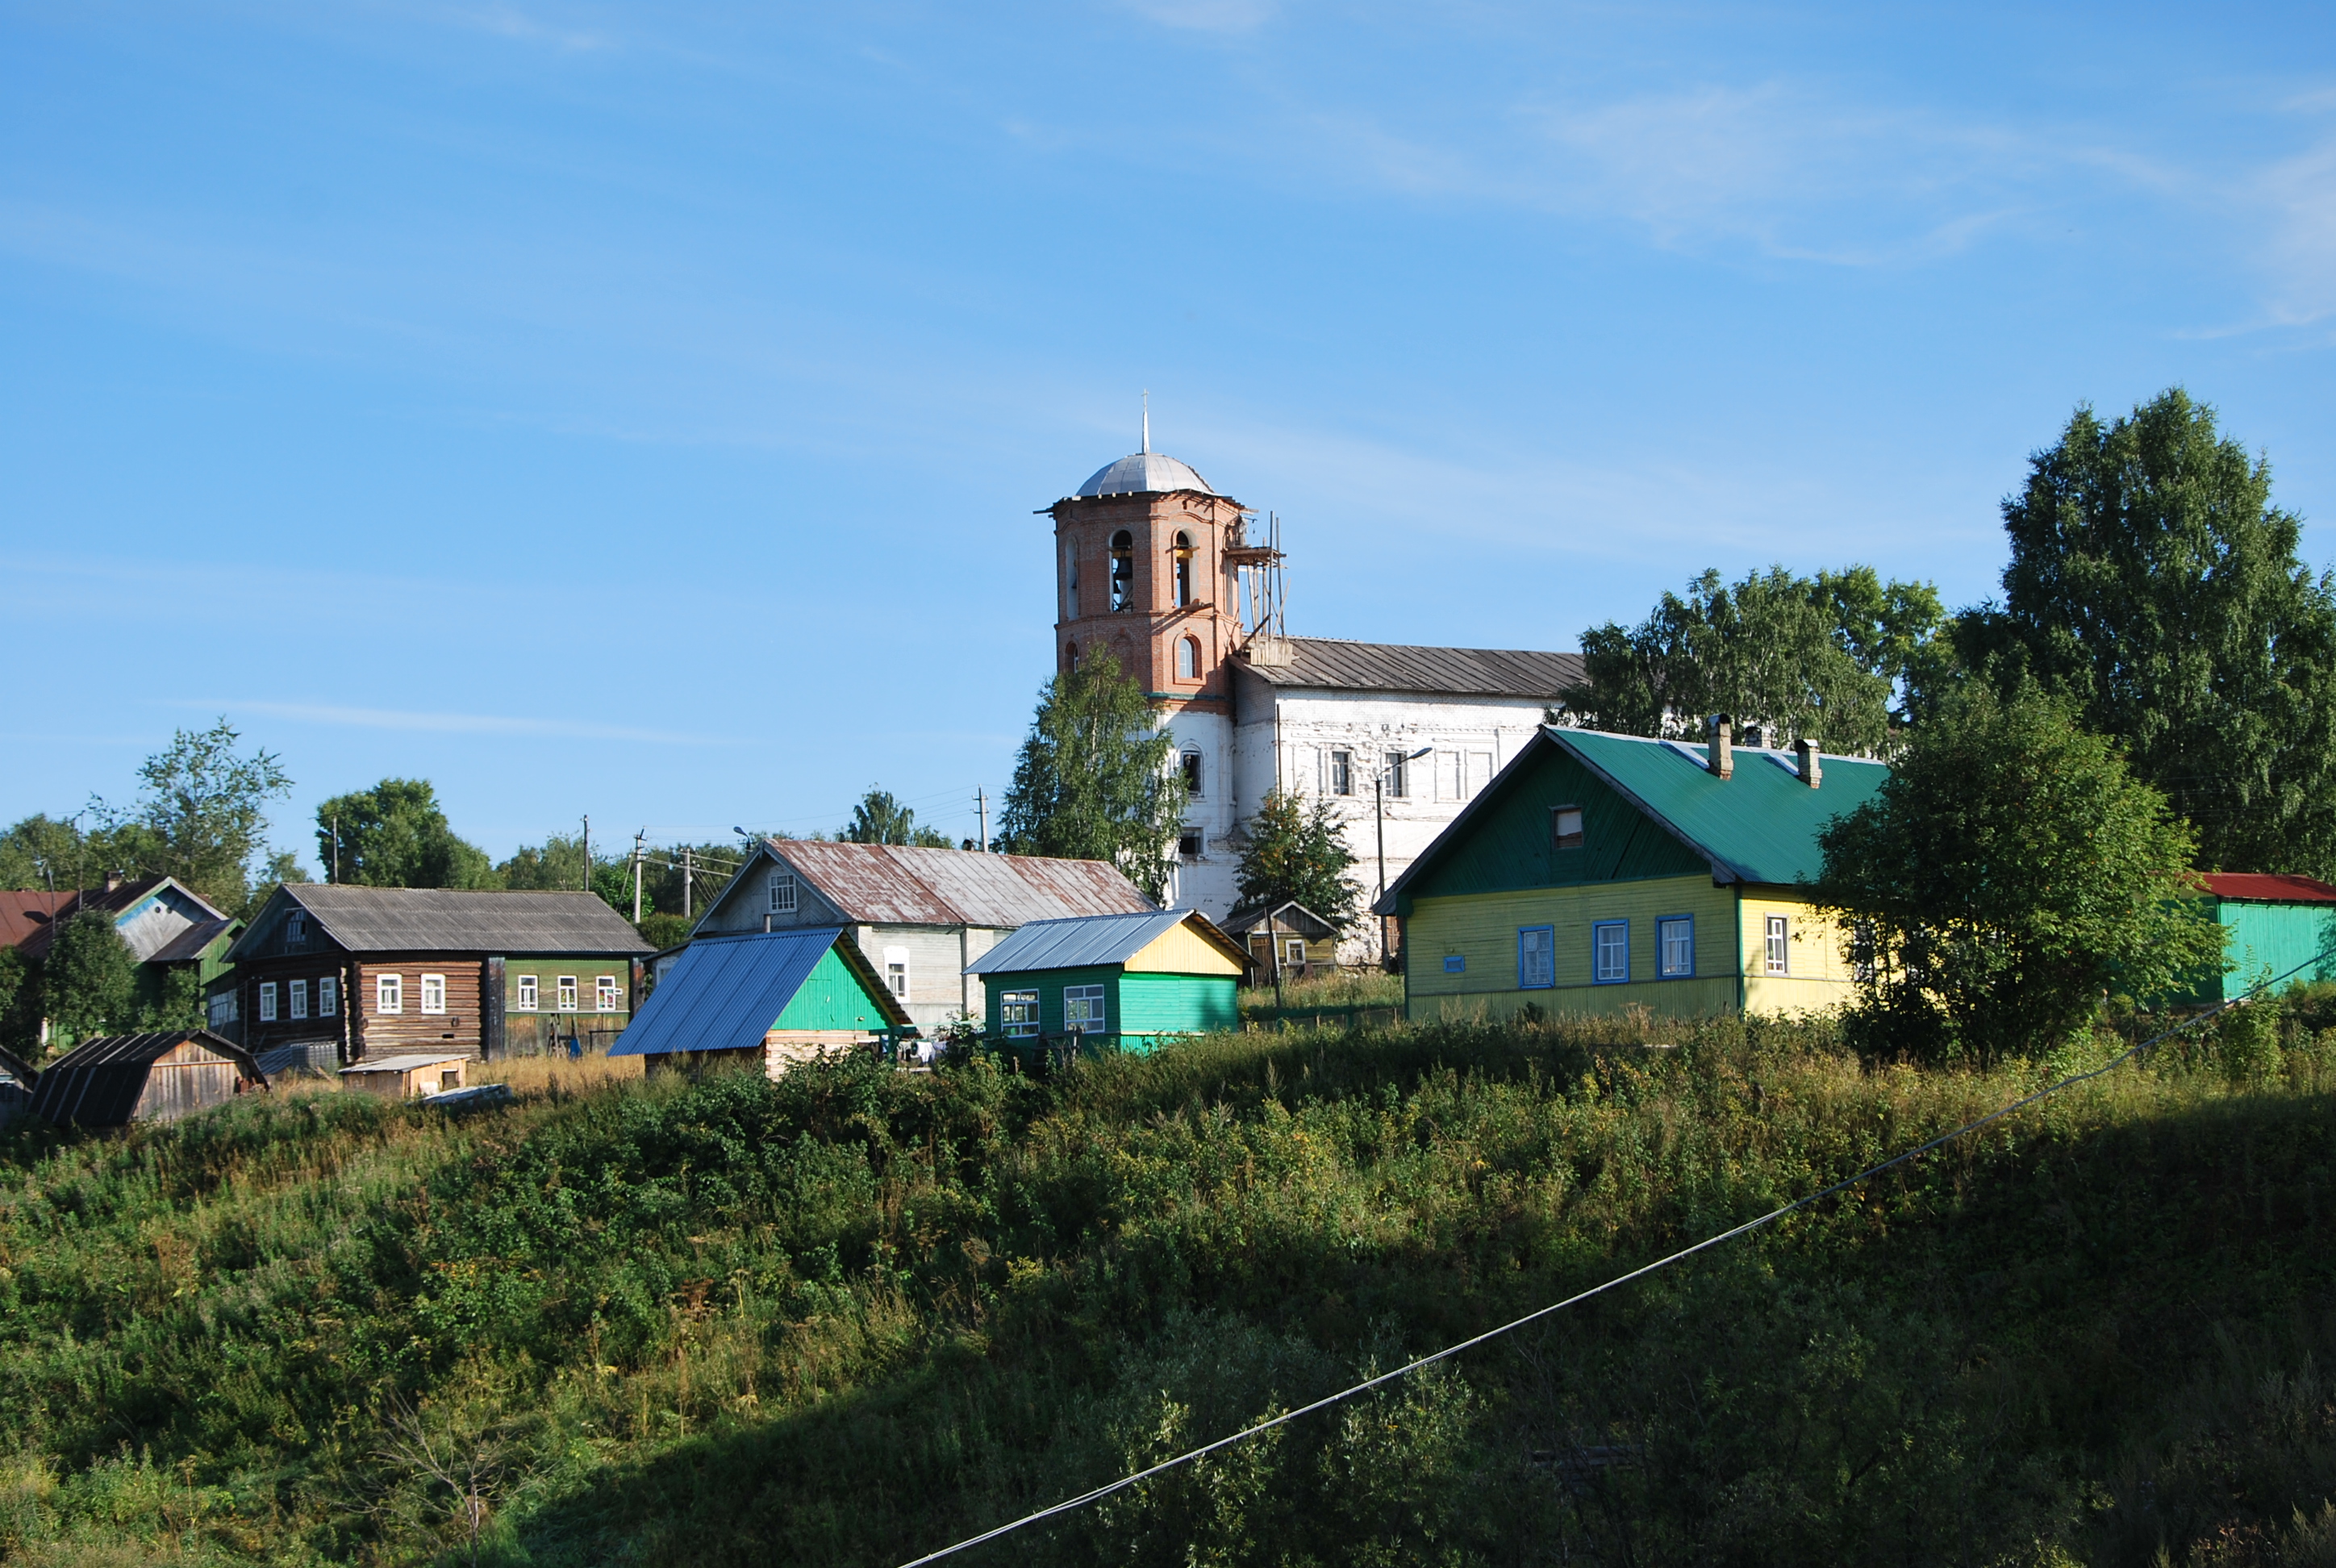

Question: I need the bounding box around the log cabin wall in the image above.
[350,957,489,1061]
[237,958,357,1059]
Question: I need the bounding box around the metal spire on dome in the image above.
[1141,390,1149,454]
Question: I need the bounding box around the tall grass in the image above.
[0,1007,2332,1565]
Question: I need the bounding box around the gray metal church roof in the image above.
[1237,636,1586,700]
[1074,451,1217,498]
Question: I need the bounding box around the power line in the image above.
[895,951,2327,1567]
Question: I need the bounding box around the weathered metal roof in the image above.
[148,916,238,964]
[765,840,1157,928]
[0,891,65,950]
[1074,451,1216,498]
[965,911,1191,974]
[1220,901,1339,940]
[1237,636,1586,699]
[15,876,230,963]
[27,1029,265,1127]
[2199,873,2336,904]
[611,928,909,1057]
[228,886,652,961]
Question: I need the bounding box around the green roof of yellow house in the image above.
[1381,727,1891,911]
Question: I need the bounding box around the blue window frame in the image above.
[1517,925,1554,990]
[1656,914,1695,978]
[1443,954,1466,974]
[1591,920,1630,984]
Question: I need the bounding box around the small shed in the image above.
[340,1053,470,1099]
[27,1030,267,1128]
[1220,902,1341,978]
[2186,874,2336,1003]
[610,928,911,1077]
[0,1044,36,1128]
[965,909,1249,1055]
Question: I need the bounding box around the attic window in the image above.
[769,872,796,915]
[1551,806,1585,851]
[286,912,307,948]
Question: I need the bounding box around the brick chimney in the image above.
[104,870,123,893]
[1794,737,1822,788]
[1706,715,1733,778]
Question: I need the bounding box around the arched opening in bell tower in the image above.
[1172,531,1194,607]
[1109,532,1133,612]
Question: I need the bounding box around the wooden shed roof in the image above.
[27,1029,265,1127]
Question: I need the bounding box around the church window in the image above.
[1066,642,1077,667]
[1178,831,1202,859]
[1177,636,1199,680]
[1172,532,1194,607]
[1383,750,1410,799]
[1182,750,1203,796]
[1110,531,1133,612]
[1551,806,1584,850]
[1064,544,1080,619]
[1329,750,1354,795]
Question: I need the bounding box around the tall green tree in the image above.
[1817,684,2224,1065]
[843,789,951,848]
[1972,388,2336,876]
[88,719,292,910]
[1233,789,1361,930]
[317,780,496,889]
[41,910,139,1049]
[1560,566,1942,755]
[998,657,1187,902]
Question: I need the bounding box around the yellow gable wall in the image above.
[1403,879,1858,1021]
[1124,918,1246,977]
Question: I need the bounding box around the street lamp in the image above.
[1374,747,1435,965]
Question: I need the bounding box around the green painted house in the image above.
[2182,874,2336,1002]
[965,909,1249,1055]
[1379,723,1889,1022]
[610,927,910,1075]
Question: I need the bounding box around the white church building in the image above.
[1046,434,1582,961]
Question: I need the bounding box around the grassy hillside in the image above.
[2,1011,2334,1566]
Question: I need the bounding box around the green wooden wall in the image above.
[773,944,894,1032]
[982,965,1236,1054]
[2188,901,2336,1002]
[1401,744,1704,907]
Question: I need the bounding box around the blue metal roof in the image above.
[964,910,1193,975]
[611,928,855,1057]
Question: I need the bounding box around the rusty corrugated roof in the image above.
[1237,636,1585,699]
[2199,873,2336,904]
[771,840,1157,928]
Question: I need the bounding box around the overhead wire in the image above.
[895,941,2335,1568]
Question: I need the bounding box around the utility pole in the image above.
[975,788,989,853]
[632,829,646,923]
[582,815,590,892]
[331,814,340,883]
[682,847,693,920]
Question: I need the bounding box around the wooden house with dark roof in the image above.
[27,1029,266,1128]
[224,886,653,1066]
[688,840,1158,1032]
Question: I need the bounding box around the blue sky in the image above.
[5,0,2334,868]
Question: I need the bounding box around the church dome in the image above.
[1074,450,1217,498]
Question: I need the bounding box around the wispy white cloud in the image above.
[183,700,725,746]
[2254,134,2336,325]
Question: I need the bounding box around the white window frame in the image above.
[516,974,538,1011]
[319,975,338,1017]
[258,982,278,1023]
[1592,920,1629,985]
[596,974,620,1012]
[1002,990,1040,1038]
[1518,925,1555,990]
[289,978,309,1020]
[1284,937,1307,966]
[1329,749,1354,796]
[1765,915,1791,976]
[419,974,446,1014]
[557,975,579,1011]
[1062,983,1108,1034]
[882,946,910,1003]
[769,871,796,915]
[1384,750,1409,799]
[376,974,403,1014]
[1177,637,1199,680]
[1657,915,1695,979]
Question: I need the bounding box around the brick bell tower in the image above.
[1045,410,1269,911]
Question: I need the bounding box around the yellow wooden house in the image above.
[1377,725,1888,1021]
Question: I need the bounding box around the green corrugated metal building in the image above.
[965,909,1249,1055]
[1379,724,1889,1020]
[2183,874,2336,1002]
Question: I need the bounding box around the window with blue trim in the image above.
[1657,915,1695,978]
[1592,920,1629,984]
[1517,925,1554,990]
